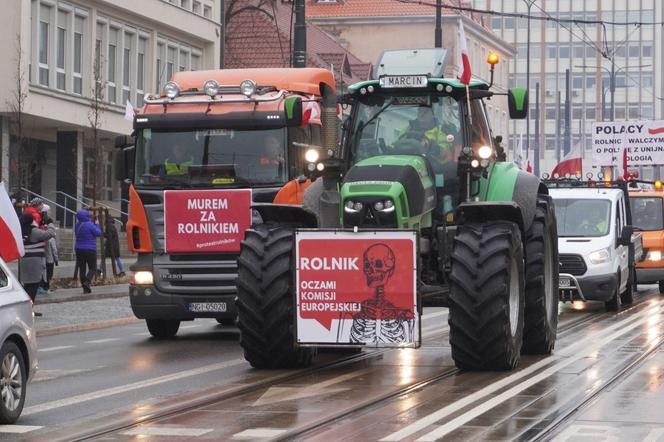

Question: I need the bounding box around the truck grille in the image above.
[154,259,238,295]
[559,254,587,276]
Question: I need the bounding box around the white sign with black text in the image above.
[591,120,664,166]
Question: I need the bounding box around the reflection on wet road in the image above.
[8,290,664,441]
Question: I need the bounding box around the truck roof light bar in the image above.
[143,89,288,106]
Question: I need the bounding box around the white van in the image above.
[550,186,642,311]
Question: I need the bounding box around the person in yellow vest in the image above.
[397,106,458,165]
[256,135,284,180]
[164,143,193,175]
[579,204,609,235]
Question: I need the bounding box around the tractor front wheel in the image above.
[449,221,525,370]
[522,197,559,355]
[235,224,315,369]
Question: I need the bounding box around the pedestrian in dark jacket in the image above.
[19,213,55,309]
[75,209,102,293]
[101,218,125,276]
[41,205,58,291]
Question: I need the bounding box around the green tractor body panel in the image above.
[484,162,520,202]
[340,155,435,229]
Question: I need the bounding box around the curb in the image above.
[35,291,128,305]
[36,317,141,337]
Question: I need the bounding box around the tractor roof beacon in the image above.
[235,49,559,371]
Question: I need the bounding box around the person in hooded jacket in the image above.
[40,205,59,292]
[23,197,44,226]
[19,213,55,313]
[75,208,102,293]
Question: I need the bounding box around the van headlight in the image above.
[588,248,610,264]
[134,271,154,285]
[647,250,662,261]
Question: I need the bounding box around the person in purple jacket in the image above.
[75,208,102,293]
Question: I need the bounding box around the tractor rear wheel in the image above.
[522,197,559,355]
[449,221,525,370]
[236,224,315,369]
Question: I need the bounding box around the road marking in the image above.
[253,368,372,406]
[381,301,664,441]
[233,428,288,439]
[33,368,96,382]
[180,324,202,330]
[39,345,74,352]
[0,425,43,433]
[86,338,120,344]
[23,358,247,416]
[120,426,213,437]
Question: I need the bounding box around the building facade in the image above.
[308,0,516,144]
[475,0,664,177]
[0,0,220,215]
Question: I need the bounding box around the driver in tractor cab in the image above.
[164,143,193,176]
[257,134,285,180]
[398,106,459,166]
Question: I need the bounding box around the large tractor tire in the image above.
[522,197,559,355]
[449,221,525,370]
[236,224,315,369]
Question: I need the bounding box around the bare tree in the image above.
[88,46,107,207]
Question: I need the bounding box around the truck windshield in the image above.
[134,128,287,187]
[631,197,664,231]
[553,198,612,237]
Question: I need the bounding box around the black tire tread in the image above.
[146,319,180,338]
[236,224,314,369]
[448,221,524,371]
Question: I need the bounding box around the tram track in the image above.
[37,294,657,442]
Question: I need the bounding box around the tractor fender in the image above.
[252,203,318,227]
[485,162,545,232]
[457,201,525,233]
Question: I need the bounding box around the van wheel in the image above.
[621,273,634,305]
[605,274,621,312]
[146,319,180,338]
[0,341,26,424]
[659,280,664,295]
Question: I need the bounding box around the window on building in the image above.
[156,42,165,91]
[181,0,191,9]
[545,105,556,120]
[572,105,582,120]
[642,104,654,119]
[559,46,569,58]
[545,135,556,151]
[108,28,118,103]
[503,17,514,29]
[56,26,66,90]
[586,106,595,120]
[137,37,146,106]
[586,46,596,58]
[179,49,188,72]
[572,75,583,89]
[628,45,640,58]
[73,15,84,95]
[39,15,50,86]
[491,16,502,30]
[573,44,584,59]
[203,5,211,18]
[547,44,557,59]
[643,45,652,57]
[615,46,626,58]
[615,106,626,120]
[643,73,653,88]
[122,31,134,105]
[191,52,200,71]
[167,46,175,80]
[586,75,595,88]
[193,1,201,14]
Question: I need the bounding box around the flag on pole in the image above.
[124,100,135,122]
[458,20,471,85]
[0,181,25,263]
[514,131,524,169]
[621,147,629,179]
[551,138,582,178]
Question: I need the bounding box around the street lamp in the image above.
[524,0,537,165]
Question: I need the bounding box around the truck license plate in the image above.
[188,302,227,313]
[559,277,571,288]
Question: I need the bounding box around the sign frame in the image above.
[293,229,420,349]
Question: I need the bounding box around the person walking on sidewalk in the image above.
[41,205,59,292]
[101,217,126,277]
[75,209,101,294]
[19,213,55,316]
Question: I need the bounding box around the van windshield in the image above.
[631,197,664,231]
[553,198,611,237]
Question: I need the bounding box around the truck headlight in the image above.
[588,248,610,264]
[163,81,180,99]
[647,250,662,261]
[134,271,154,285]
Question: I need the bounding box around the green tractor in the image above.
[236,49,559,371]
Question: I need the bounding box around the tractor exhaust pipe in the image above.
[320,83,338,156]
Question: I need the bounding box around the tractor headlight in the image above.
[588,248,610,264]
[163,81,180,99]
[647,250,662,261]
[203,79,220,97]
[134,271,154,285]
[240,79,257,97]
[471,159,480,168]
[344,200,359,212]
[305,149,319,163]
[478,145,492,159]
[374,200,395,212]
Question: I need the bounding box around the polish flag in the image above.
[551,142,582,178]
[302,96,321,126]
[527,160,533,174]
[0,181,25,263]
[458,20,471,85]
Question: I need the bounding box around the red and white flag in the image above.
[458,20,471,85]
[551,141,582,178]
[0,181,25,263]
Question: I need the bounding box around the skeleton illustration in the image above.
[348,244,415,344]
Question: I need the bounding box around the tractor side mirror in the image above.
[284,96,303,127]
[619,225,633,246]
[113,151,126,181]
[115,134,135,149]
[508,88,528,119]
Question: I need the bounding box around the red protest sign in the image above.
[295,230,418,347]
[164,189,252,253]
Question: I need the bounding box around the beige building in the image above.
[0,0,220,220]
[308,1,516,140]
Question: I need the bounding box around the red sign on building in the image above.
[164,189,252,253]
[295,230,418,347]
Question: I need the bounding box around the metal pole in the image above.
[601,80,606,122]
[293,0,307,68]
[556,90,562,163]
[564,68,571,157]
[435,0,442,48]
[525,1,533,161]
[610,59,615,121]
[534,81,540,177]
[219,0,225,69]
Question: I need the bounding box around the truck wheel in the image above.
[522,198,559,355]
[146,319,180,338]
[449,221,525,370]
[605,274,621,312]
[236,224,314,369]
[216,318,236,326]
[0,341,26,424]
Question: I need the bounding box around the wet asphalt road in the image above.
[2,288,664,441]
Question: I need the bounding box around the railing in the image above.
[55,191,128,218]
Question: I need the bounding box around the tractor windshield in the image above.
[134,128,287,188]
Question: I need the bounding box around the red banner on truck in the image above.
[295,230,419,348]
[164,189,252,253]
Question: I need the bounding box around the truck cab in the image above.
[630,189,664,294]
[550,185,640,311]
